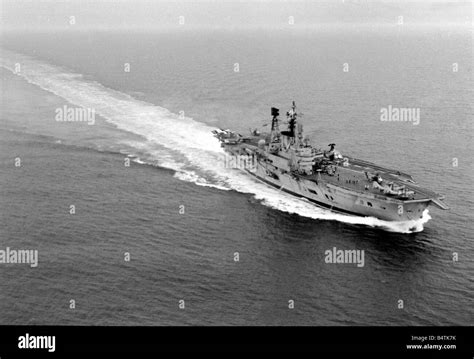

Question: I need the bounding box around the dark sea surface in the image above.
[0,28,473,325]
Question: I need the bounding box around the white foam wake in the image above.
[1,49,429,233]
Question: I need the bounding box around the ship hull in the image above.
[244,160,429,222]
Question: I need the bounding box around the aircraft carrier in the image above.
[212,102,449,222]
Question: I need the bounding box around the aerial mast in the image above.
[268,107,281,153]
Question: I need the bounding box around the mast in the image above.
[280,101,299,148]
[268,102,301,153]
[268,107,281,153]
[286,101,297,138]
[270,107,280,137]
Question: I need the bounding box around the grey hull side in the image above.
[245,162,429,222]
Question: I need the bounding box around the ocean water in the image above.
[0,28,473,325]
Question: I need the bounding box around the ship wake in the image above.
[1,49,430,233]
